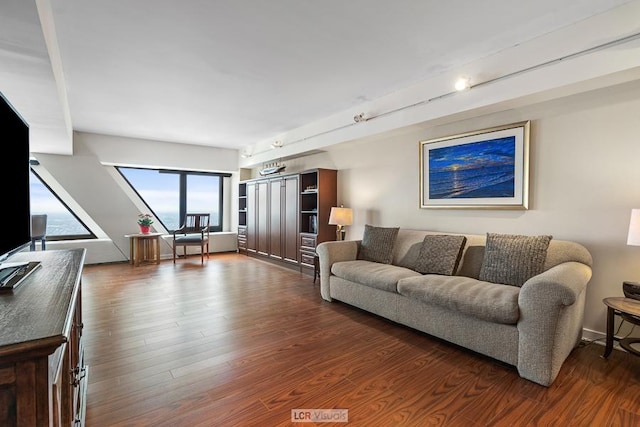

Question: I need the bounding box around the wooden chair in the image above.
[172,213,210,264]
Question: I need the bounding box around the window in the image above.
[117,167,226,232]
[29,169,94,240]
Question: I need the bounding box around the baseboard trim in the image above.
[582,327,604,342]
[582,327,626,351]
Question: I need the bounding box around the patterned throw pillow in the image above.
[479,233,552,287]
[358,224,400,264]
[415,235,467,276]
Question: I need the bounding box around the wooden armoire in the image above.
[238,168,337,273]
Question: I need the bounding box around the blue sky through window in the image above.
[119,168,221,230]
[29,170,92,236]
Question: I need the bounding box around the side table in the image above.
[602,297,640,358]
[125,232,163,266]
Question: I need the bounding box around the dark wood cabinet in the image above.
[283,175,299,264]
[245,178,279,257]
[0,248,88,427]
[244,174,299,264]
[299,169,338,270]
[299,233,318,268]
[240,169,335,272]
[269,178,283,259]
[269,175,299,265]
[257,180,269,256]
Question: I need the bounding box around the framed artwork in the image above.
[419,121,530,209]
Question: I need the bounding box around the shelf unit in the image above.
[237,182,247,253]
[299,169,337,270]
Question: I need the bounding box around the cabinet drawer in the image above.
[237,238,247,250]
[237,227,247,237]
[300,251,316,267]
[300,234,317,249]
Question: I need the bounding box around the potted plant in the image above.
[137,214,154,234]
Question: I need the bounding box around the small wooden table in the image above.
[603,297,640,358]
[125,232,162,266]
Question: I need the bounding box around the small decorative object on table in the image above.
[623,281,640,300]
[137,214,154,234]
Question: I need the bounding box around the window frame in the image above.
[29,168,96,241]
[117,167,229,233]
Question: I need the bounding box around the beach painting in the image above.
[420,121,529,209]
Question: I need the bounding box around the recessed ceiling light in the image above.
[454,77,471,91]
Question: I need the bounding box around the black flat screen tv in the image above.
[0,92,31,265]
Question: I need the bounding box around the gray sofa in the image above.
[316,229,593,386]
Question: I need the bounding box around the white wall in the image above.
[33,132,240,263]
[270,79,640,338]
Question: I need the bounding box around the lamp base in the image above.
[335,226,345,241]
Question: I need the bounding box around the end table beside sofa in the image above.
[603,296,640,358]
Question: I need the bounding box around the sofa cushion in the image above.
[415,235,467,276]
[479,233,552,287]
[331,260,421,293]
[358,224,400,264]
[397,275,520,324]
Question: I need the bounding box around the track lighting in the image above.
[353,113,367,123]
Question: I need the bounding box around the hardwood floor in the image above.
[82,253,640,426]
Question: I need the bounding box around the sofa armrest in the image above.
[517,261,592,386]
[316,240,359,301]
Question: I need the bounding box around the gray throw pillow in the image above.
[358,224,399,264]
[479,233,552,287]
[415,235,467,276]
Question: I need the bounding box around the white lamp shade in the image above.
[628,209,640,246]
[328,207,353,226]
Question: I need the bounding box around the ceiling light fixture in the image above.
[353,113,367,123]
[240,149,252,158]
[271,140,283,149]
[454,77,471,91]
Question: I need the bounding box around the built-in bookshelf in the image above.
[237,182,247,253]
[299,169,337,270]
[300,176,318,235]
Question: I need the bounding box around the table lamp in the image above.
[625,209,640,300]
[328,206,353,241]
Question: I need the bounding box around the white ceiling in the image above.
[1,0,639,162]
